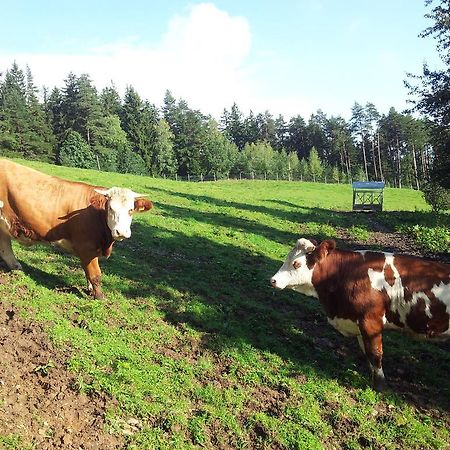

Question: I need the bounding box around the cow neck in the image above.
[309,249,344,315]
[90,191,114,257]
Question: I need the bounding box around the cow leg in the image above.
[358,320,386,392]
[80,256,104,300]
[0,231,22,270]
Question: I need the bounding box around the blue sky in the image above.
[0,1,442,120]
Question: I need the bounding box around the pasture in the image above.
[0,159,449,450]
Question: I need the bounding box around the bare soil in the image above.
[0,296,124,450]
[336,214,450,264]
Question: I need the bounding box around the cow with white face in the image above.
[271,237,450,391]
[0,159,153,299]
[96,187,147,241]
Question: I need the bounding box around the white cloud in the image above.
[0,3,261,118]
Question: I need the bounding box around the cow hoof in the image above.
[92,291,105,300]
[10,262,23,271]
[372,379,387,392]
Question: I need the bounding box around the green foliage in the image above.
[240,141,276,178]
[202,119,238,178]
[0,434,30,450]
[151,119,177,177]
[57,130,97,169]
[0,62,443,187]
[421,180,450,211]
[117,146,148,175]
[408,224,450,253]
[308,146,324,182]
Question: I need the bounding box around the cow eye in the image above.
[293,260,301,269]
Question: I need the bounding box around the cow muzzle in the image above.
[271,275,287,289]
[112,229,131,241]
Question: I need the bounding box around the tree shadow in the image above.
[7,186,449,414]
[20,261,87,299]
[108,219,450,413]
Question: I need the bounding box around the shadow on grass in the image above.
[112,216,450,413]
[10,187,450,414]
[20,261,87,299]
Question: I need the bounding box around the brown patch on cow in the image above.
[89,192,108,210]
[405,296,430,334]
[429,297,450,335]
[385,309,403,328]
[306,239,336,269]
[392,255,450,295]
[134,198,153,212]
[0,302,124,449]
[9,216,41,241]
[384,264,396,287]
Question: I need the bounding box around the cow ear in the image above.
[316,240,336,260]
[296,238,316,254]
[134,198,153,212]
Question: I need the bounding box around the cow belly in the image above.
[52,239,74,253]
[327,317,360,337]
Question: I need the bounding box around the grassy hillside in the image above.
[0,159,449,449]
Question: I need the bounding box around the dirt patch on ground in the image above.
[336,213,450,264]
[0,301,124,450]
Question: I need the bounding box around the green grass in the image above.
[1,158,449,449]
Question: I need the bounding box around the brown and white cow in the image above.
[271,238,450,391]
[0,159,153,299]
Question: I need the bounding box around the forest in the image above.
[0,61,431,188]
[1,1,450,192]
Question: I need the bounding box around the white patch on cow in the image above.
[327,317,360,337]
[0,212,10,233]
[97,187,145,241]
[367,267,385,292]
[432,281,450,314]
[270,239,318,298]
[368,253,412,324]
[432,281,450,336]
[0,222,23,270]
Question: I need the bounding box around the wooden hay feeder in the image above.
[352,181,385,212]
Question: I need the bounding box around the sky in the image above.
[0,0,443,121]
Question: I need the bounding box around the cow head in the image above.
[95,187,153,241]
[270,238,336,297]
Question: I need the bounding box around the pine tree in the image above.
[100,83,122,116]
[0,62,28,155]
[308,146,324,182]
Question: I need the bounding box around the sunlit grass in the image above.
[0,158,449,449]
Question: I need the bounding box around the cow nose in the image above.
[271,278,277,287]
[112,229,130,240]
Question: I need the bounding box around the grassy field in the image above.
[0,159,449,449]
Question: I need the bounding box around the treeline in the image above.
[0,62,432,187]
